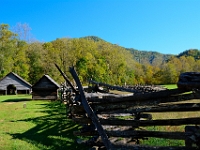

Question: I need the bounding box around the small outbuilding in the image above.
[32,75,60,100]
[0,72,32,95]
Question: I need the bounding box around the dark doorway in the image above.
[7,84,16,95]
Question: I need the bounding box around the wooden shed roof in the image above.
[32,75,60,89]
[0,72,32,90]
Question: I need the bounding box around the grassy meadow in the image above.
[162,84,178,89]
[0,95,89,150]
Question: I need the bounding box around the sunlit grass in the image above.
[0,95,89,150]
[162,84,177,89]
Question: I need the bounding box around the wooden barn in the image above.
[32,75,60,100]
[0,72,32,95]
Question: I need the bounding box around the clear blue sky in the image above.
[1,0,200,55]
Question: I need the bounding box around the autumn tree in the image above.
[0,24,17,77]
[11,40,29,80]
[27,42,44,84]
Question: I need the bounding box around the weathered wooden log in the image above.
[112,144,198,150]
[108,130,191,140]
[91,92,199,112]
[177,72,200,90]
[185,126,200,148]
[97,102,200,114]
[70,105,85,114]
[89,80,167,94]
[126,85,167,93]
[69,67,113,150]
[74,130,193,140]
[76,135,198,150]
[97,113,152,120]
[99,117,200,127]
[72,116,92,124]
[55,64,78,94]
[75,134,198,150]
[136,103,200,112]
[88,88,190,103]
[85,92,133,99]
[89,79,143,93]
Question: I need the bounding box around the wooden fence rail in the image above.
[56,65,200,150]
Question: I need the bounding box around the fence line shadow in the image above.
[2,99,32,102]
[9,101,89,150]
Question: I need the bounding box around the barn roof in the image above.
[0,72,32,90]
[32,74,60,89]
[10,72,32,87]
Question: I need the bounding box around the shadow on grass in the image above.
[2,99,32,102]
[9,101,90,150]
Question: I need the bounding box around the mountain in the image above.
[177,49,200,59]
[81,36,199,65]
[81,36,174,65]
[81,36,106,42]
[126,48,173,66]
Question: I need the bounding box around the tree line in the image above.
[1,23,200,86]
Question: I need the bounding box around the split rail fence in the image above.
[56,64,200,150]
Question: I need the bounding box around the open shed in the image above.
[32,75,60,100]
[0,72,32,95]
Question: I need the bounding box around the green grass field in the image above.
[161,84,177,89]
[0,95,89,150]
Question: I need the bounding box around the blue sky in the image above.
[1,0,200,55]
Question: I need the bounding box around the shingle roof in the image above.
[10,72,32,87]
[0,72,32,87]
[0,72,32,90]
[32,74,60,88]
[43,75,60,88]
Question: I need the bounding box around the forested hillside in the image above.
[82,36,173,66]
[1,23,200,85]
[126,48,173,66]
[177,49,200,59]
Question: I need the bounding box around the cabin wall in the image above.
[0,89,31,95]
[0,90,6,95]
[32,88,58,100]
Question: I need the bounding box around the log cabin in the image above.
[0,72,32,95]
[32,75,60,100]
